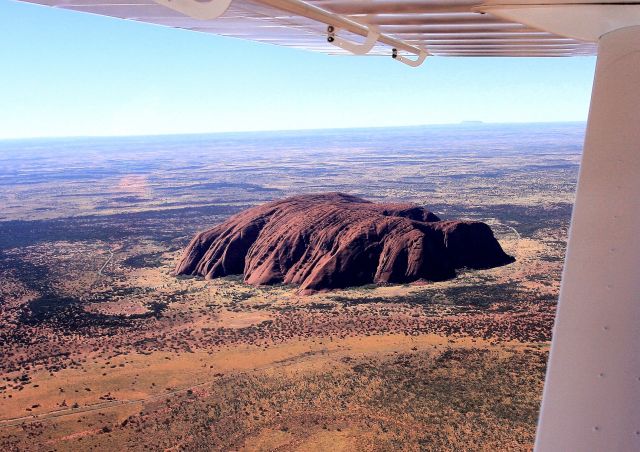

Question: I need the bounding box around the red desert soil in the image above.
[176,193,514,292]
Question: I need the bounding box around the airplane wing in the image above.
[14,0,597,64]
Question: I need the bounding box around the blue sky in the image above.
[1,0,597,139]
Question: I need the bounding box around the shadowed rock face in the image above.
[175,193,514,293]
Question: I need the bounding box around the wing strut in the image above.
[327,25,380,56]
[392,48,428,67]
[533,24,640,451]
[254,0,425,59]
[152,0,428,66]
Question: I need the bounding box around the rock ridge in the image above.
[175,193,514,292]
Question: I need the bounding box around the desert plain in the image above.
[0,123,582,450]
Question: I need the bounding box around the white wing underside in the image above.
[15,0,598,59]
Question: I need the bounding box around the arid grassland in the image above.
[0,123,582,450]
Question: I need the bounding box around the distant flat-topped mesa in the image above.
[175,193,514,293]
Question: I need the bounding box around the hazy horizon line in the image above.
[0,119,587,142]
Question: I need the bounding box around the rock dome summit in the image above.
[175,193,514,292]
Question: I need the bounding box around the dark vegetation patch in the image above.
[307,302,336,311]
[112,196,145,203]
[365,348,546,425]
[122,252,164,269]
[19,293,167,330]
[328,282,523,308]
[436,281,522,307]
[328,293,431,307]
[0,250,50,294]
[0,204,246,249]
[0,251,166,332]
[0,168,118,186]
[432,202,573,237]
